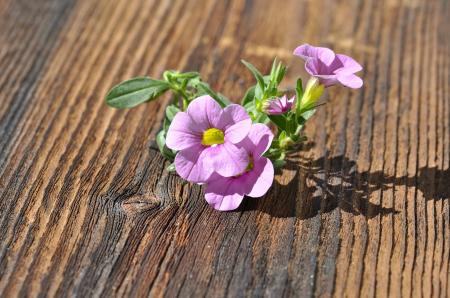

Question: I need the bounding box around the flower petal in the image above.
[187,95,222,129]
[335,54,363,73]
[305,58,340,79]
[246,157,274,197]
[174,144,213,183]
[288,96,296,105]
[294,44,335,65]
[293,44,319,59]
[166,112,202,151]
[240,123,274,157]
[202,142,249,177]
[224,119,252,144]
[304,57,321,76]
[205,177,245,211]
[217,104,251,130]
[337,73,363,89]
[305,59,339,86]
[316,48,336,66]
[265,95,293,115]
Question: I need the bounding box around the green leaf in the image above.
[286,116,297,135]
[190,80,230,107]
[295,78,304,113]
[163,70,176,82]
[268,114,287,131]
[156,130,176,161]
[254,112,269,124]
[278,130,287,141]
[241,60,265,90]
[263,75,271,85]
[176,71,200,79]
[296,78,304,97]
[166,163,176,172]
[105,77,170,109]
[272,159,286,169]
[163,117,170,132]
[298,108,316,124]
[165,105,180,122]
[156,130,167,154]
[302,109,316,120]
[241,86,256,106]
[268,59,287,94]
[255,84,264,100]
[269,140,280,150]
[276,63,287,84]
[244,100,258,121]
[270,58,278,78]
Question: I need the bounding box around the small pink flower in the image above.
[166,95,252,183]
[293,44,363,89]
[204,124,274,211]
[263,95,295,115]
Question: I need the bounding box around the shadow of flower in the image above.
[242,155,449,219]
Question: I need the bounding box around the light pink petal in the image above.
[187,95,222,129]
[265,95,293,115]
[166,112,202,151]
[242,123,274,157]
[319,77,340,87]
[316,47,336,66]
[304,57,321,76]
[205,176,245,211]
[265,106,282,115]
[337,73,363,89]
[305,59,339,86]
[174,145,213,183]
[224,119,252,143]
[269,95,294,113]
[288,96,296,105]
[265,98,284,114]
[202,142,249,177]
[294,44,335,65]
[305,58,338,78]
[293,44,320,59]
[336,54,363,73]
[283,96,294,110]
[217,104,251,130]
[205,191,244,211]
[246,157,274,197]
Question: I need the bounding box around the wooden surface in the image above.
[0,0,449,297]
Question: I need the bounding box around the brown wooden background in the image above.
[0,0,449,297]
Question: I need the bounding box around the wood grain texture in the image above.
[0,0,448,297]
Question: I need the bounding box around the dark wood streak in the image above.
[0,0,448,297]
[0,0,76,169]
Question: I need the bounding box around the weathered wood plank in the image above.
[0,0,448,297]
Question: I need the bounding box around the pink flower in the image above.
[204,124,274,211]
[166,95,252,183]
[263,95,295,115]
[293,44,363,89]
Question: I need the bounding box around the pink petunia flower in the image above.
[166,95,252,183]
[293,44,363,89]
[263,95,295,115]
[204,123,275,211]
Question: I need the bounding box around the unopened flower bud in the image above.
[300,77,324,108]
[263,95,295,115]
[279,136,295,149]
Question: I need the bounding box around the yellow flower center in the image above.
[202,128,225,146]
